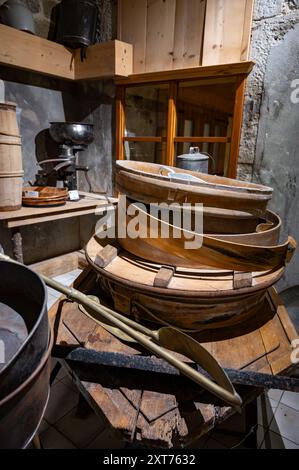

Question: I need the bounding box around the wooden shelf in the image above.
[0,24,133,80]
[114,61,254,86]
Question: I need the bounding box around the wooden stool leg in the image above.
[11,228,23,263]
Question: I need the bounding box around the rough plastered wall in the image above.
[238,0,299,291]
[0,0,116,263]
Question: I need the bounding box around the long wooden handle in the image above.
[0,253,242,409]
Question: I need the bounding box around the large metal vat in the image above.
[0,261,49,398]
[0,332,52,449]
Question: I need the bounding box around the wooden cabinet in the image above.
[115,62,253,178]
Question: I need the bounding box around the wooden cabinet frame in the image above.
[115,62,253,178]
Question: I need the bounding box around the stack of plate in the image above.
[22,186,68,208]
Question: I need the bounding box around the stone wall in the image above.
[239,0,299,291]
[0,0,116,264]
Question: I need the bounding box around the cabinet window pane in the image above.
[125,84,169,138]
[177,79,235,138]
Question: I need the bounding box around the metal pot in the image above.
[0,331,52,449]
[176,147,210,174]
[0,0,35,34]
[0,260,49,399]
[56,0,98,48]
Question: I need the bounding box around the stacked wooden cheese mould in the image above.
[86,161,297,333]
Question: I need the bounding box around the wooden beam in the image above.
[30,251,81,277]
[123,136,163,143]
[116,86,126,160]
[166,81,178,166]
[227,76,247,178]
[0,24,75,79]
[75,40,133,80]
[174,136,230,143]
[115,61,255,85]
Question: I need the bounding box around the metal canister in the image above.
[176,147,210,174]
[56,0,98,49]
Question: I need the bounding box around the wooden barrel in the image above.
[0,102,20,137]
[0,133,23,211]
[0,172,23,211]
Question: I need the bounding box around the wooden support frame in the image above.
[116,86,126,160]
[166,82,178,166]
[228,75,247,178]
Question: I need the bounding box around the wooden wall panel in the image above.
[202,0,254,66]
[118,0,148,73]
[173,0,206,70]
[145,0,177,72]
[117,0,254,72]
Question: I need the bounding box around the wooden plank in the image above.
[173,0,206,69]
[153,266,175,288]
[202,0,254,66]
[0,24,74,79]
[145,0,177,73]
[0,198,111,228]
[118,0,148,73]
[75,40,133,80]
[227,76,247,178]
[6,207,106,228]
[30,251,80,278]
[240,0,254,61]
[115,61,255,85]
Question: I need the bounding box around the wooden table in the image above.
[49,269,299,449]
[0,192,115,262]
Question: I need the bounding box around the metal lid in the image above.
[176,153,209,161]
[177,146,209,161]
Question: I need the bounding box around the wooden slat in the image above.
[116,86,126,160]
[202,0,254,66]
[118,0,148,73]
[115,61,255,85]
[166,81,178,166]
[241,0,255,61]
[0,24,74,79]
[30,251,80,278]
[174,136,230,143]
[123,136,163,142]
[75,40,133,80]
[173,0,206,69]
[145,0,177,73]
[227,76,247,178]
